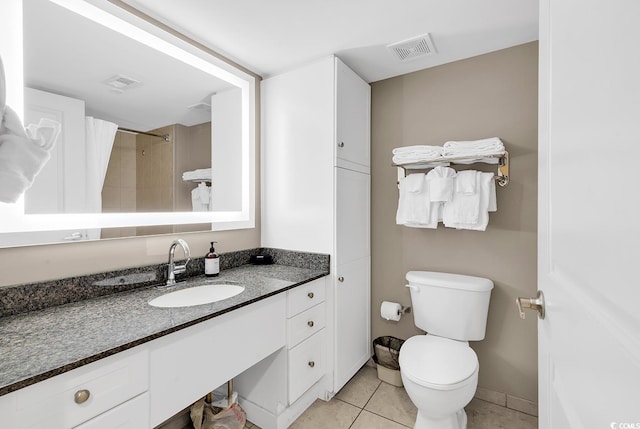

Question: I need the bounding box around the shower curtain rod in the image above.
[118,127,170,142]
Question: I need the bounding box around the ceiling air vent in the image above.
[387,33,437,62]
[103,74,141,92]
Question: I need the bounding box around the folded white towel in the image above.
[191,182,211,211]
[392,145,443,165]
[183,168,212,181]
[444,172,494,231]
[443,137,505,158]
[392,145,443,155]
[455,170,477,195]
[405,172,425,193]
[396,173,438,228]
[427,166,456,202]
[0,106,59,203]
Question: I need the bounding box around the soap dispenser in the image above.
[205,241,219,277]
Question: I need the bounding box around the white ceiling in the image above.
[121,0,539,83]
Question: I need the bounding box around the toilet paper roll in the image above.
[381,301,402,321]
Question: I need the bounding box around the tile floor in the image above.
[245,365,538,429]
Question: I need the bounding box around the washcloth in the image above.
[0,106,59,203]
[183,168,212,181]
[455,170,477,195]
[426,166,456,202]
[191,182,211,211]
[396,173,438,228]
[442,137,505,158]
[443,172,494,231]
[392,145,443,165]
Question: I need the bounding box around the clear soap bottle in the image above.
[205,241,219,277]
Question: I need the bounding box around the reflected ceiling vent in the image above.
[103,75,141,93]
[387,33,437,62]
[188,102,211,112]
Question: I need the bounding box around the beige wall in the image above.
[371,42,538,401]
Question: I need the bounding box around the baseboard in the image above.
[474,387,538,417]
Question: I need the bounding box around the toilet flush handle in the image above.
[405,284,420,293]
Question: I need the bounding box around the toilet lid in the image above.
[400,335,478,389]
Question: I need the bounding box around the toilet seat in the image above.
[400,335,478,391]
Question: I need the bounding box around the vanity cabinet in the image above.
[0,347,148,429]
[262,55,371,397]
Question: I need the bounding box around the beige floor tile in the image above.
[335,365,381,408]
[351,410,410,429]
[289,398,361,429]
[364,382,417,427]
[466,398,538,429]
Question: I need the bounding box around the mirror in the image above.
[0,0,256,246]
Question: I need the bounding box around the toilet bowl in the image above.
[400,335,478,429]
[400,271,493,429]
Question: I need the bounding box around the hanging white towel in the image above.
[443,171,481,226]
[443,172,494,231]
[396,173,438,228]
[191,182,211,211]
[427,166,456,202]
[0,106,59,203]
[488,178,497,212]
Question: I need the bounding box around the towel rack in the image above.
[394,151,510,187]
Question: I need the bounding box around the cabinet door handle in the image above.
[308,320,314,327]
[308,292,314,299]
[338,142,345,148]
[74,389,91,404]
[308,361,315,368]
[338,276,344,282]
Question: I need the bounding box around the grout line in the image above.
[472,397,539,418]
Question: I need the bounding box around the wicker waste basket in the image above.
[372,336,405,387]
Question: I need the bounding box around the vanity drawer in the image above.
[286,279,325,317]
[74,392,149,429]
[287,302,326,349]
[14,348,148,429]
[288,329,325,403]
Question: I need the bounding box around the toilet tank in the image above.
[406,271,493,341]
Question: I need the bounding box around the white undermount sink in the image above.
[149,284,245,308]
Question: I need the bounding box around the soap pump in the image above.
[205,241,219,277]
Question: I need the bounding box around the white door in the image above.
[538,0,640,427]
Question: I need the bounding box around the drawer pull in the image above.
[308,320,314,327]
[74,389,91,404]
[308,361,315,368]
[338,276,344,282]
[308,292,314,299]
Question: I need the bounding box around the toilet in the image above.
[399,271,493,429]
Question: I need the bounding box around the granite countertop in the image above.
[0,261,328,396]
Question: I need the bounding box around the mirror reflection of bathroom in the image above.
[22,0,242,237]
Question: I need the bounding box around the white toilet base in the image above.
[413,408,467,429]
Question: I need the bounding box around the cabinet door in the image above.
[336,168,370,265]
[335,58,371,173]
[334,257,371,391]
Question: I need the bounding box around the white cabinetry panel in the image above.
[336,168,370,264]
[335,60,371,173]
[335,257,371,391]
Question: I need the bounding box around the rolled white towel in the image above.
[0,107,59,203]
[443,137,505,157]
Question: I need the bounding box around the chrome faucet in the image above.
[166,239,191,286]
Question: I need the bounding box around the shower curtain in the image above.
[85,116,117,239]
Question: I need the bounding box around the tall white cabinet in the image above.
[261,56,371,397]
